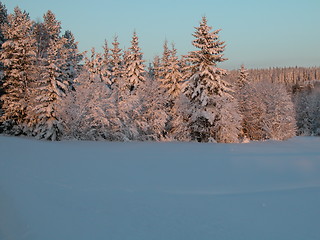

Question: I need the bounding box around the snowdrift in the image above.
[1,136,320,240]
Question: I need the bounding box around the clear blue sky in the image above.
[3,0,320,69]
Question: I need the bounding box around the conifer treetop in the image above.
[3,7,33,40]
[237,64,249,89]
[184,16,231,105]
[129,31,143,59]
[124,31,145,93]
[0,1,8,43]
[43,10,61,39]
[111,36,122,65]
[190,16,227,66]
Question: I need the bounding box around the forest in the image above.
[0,2,319,143]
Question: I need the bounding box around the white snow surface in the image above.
[1,136,320,240]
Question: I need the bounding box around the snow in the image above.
[1,136,320,240]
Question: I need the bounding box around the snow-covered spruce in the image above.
[62,30,83,83]
[237,64,249,89]
[27,10,70,141]
[123,31,145,95]
[182,16,241,143]
[159,42,182,102]
[0,2,7,48]
[110,36,123,88]
[0,7,36,134]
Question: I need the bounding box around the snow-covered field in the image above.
[1,136,320,240]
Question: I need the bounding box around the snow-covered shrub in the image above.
[239,81,296,141]
[59,70,119,141]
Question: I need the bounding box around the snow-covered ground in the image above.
[1,136,320,240]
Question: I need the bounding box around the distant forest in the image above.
[0,2,319,142]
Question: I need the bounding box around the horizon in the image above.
[2,0,320,70]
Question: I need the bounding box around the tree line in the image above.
[0,3,319,142]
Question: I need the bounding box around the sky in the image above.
[2,0,320,69]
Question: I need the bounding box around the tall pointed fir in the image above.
[0,7,36,134]
[62,30,82,83]
[0,1,7,56]
[182,17,241,143]
[109,36,138,140]
[235,64,250,140]
[27,10,69,140]
[123,31,145,94]
[237,64,249,89]
[158,43,183,138]
[0,1,8,129]
[101,40,112,86]
[158,42,182,103]
[85,48,104,83]
[151,56,161,80]
[116,32,147,140]
[110,36,123,88]
[159,40,170,81]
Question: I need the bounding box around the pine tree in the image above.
[0,7,36,134]
[101,40,112,86]
[123,31,145,94]
[182,17,241,143]
[85,48,104,83]
[157,43,183,138]
[0,1,7,50]
[160,43,182,102]
[115,32,146,140]
[27,10,69,140]
[110,36,123,88]
[237,64,249,89]
[235,64,251,140]
[151,56,161,80]
[62,30,82,83]
[0,1,8,129]
[159,40,171,81]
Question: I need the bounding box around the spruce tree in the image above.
[164,43,182,101]
[101,40,112,86]
[236,64,250,140]
[27,10,69,140]
[0,1,8,129]
[123,31,145,94]
[62,30,82,83]
[116,32,146,140]
[85,48,104,83]
[157,43,183,138]
[0,1,7,51]
[0,2,7,46]
[151,56,161,80]
[237,64,249,89]
[159,40,170,81]
[110,36,123,88]
[183,17,241,143]
[0,7,36,134]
